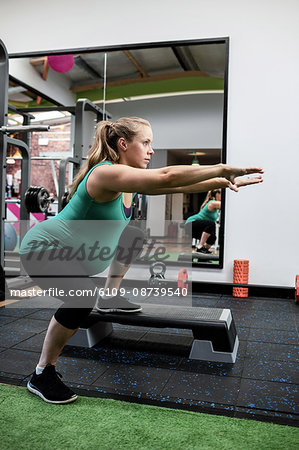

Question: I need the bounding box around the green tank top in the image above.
[19,162,132,275]
[185,200,219,224]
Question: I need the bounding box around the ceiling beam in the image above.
[70,70,209,93]
[20,90,36,101]
[29,56,49,104]
[171,47,200,71]
[74,56,103,79]
[41,58,49,80]
[122,50,148,78]
[30,57,47,67]
[36,58,49,105]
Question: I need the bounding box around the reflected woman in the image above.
[185,189,221,254]
[185,172,262,254]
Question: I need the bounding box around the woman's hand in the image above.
[222,165,264,191]
[228,175,264,192]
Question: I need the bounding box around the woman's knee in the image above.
[206,234,216,245]
[54,307,93,330]
[204,222,216,235]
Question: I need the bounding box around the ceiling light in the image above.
[187,151,206,156]
[6,149,22,164]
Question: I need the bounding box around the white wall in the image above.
[9,59,76,105]
[107,94,223,149]
[146,150,167,236]
[108,94,223,239]
[2,0,299,287]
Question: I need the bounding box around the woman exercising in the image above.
[185,189,222,254]
[20,117,263,404]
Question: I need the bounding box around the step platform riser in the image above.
[68,304,239,363]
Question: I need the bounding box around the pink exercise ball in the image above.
[48,54,74,73]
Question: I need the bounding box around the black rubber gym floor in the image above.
[0,293,298,426]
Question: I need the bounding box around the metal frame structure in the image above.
[0,40,9,267]
[57,98,109,210]
[0,40,53,267]
[14,101,109,211]
[1,39,110,269]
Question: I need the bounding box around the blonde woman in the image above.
[185,189,222,254]
[20,117,263,404]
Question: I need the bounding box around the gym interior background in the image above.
[0,0,298,443]
[2,1,298,287]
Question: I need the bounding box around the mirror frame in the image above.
[8,37,229,270]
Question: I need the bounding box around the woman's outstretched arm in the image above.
[87,163,264,196]
[147,174,264,195]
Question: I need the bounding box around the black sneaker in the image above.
[27,365,78,404]
[197,247,212,254]
[95,295,142,313]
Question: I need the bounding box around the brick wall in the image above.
[6,121,71,199]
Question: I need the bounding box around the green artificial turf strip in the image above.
[0,384,298,449]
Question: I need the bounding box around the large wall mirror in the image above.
[7,38,229,269]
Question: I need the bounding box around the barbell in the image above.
[23,186,70,213]
[8,186,69,214]
[24,186,54,213]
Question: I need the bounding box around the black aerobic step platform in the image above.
[68,304,239,363]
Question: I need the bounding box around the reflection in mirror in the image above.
[8,39,228,268]
[7,82,72,207]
